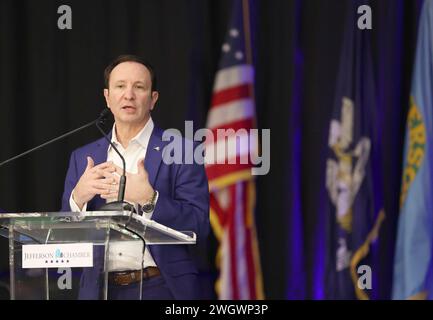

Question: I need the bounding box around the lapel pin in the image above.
[154,146,160,151]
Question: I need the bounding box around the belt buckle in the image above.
[113,271,136,286]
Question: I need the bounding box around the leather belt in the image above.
[108,267,161,286]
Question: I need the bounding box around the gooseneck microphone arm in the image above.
[0,112,106,168]
[95,119,127,203]
[94,109,134,212]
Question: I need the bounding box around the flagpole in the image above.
[242,0,258,129]
[242,0,265,300]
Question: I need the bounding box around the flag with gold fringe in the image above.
[205,0,264,300]
[325,0,385,300]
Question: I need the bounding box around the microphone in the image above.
[94,110,134,212]
[0,110,108,168]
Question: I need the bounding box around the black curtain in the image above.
[0,0,423,299]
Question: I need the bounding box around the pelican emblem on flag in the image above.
[326,97,371,233]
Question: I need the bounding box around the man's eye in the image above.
[116,85,125,89]
[136,85,144,89]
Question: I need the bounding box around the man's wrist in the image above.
[72,191,84,210]
[139,188,155,206]
[70,190,87,212]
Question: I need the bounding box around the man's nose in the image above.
[124,86,135,100]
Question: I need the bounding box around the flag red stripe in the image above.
[210,193,226,227]
[207,118,254,140]
[206,161,252,182]
[211,84,251,108]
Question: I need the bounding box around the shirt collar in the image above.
[110,117,154,150]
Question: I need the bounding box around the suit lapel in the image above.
[93,132,111,165]
[88,134,111,210]
[145,127,164,186]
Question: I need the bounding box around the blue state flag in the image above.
[325,0,385,299]
[392,0,433,300]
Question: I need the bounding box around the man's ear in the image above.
[150,91,159,111]
[103,88,110,108]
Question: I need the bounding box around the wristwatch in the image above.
[141,190,158,214]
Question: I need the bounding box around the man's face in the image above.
[104,61,158,127]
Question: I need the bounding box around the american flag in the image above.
[205,0,264,300]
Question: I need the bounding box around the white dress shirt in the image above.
[70,118,157,271]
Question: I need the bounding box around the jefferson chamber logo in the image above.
[22,243,93,268]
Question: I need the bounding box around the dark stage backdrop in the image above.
[0,0,423,299]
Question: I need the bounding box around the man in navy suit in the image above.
[61,55,210,300]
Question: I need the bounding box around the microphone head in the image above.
[98,108,111,124]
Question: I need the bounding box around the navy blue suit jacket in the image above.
[61,126,210,299]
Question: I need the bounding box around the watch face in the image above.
[142,191,157,213]
[142,203,154,213]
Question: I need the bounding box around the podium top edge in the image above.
[0,211,133,219]
[0,211,196,243]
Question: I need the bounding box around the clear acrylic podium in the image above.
[0,211,196,300]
